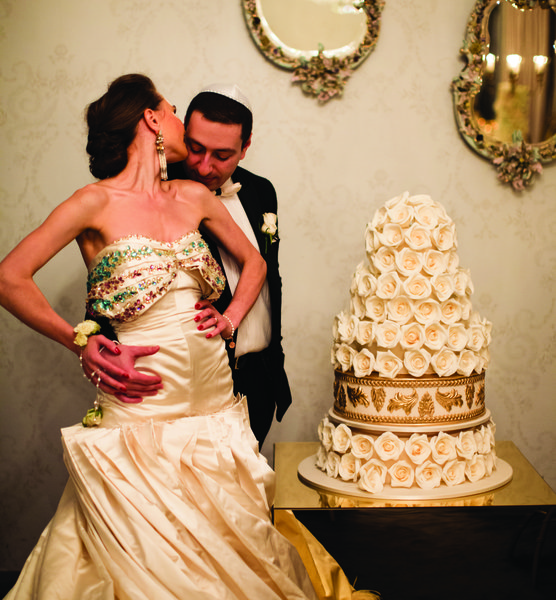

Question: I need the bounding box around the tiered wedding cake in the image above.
[304,192,511,498]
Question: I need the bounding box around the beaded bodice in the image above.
[86,231,225,322]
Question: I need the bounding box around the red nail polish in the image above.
[114,348,121,355]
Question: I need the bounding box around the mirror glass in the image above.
[452,0,556,190]
[258,0,368,59]
[243,0,385,102]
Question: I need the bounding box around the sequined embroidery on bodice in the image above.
[87,230,225,322]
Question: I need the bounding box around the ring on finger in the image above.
[95,372,102,388]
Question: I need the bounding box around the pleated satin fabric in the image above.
[5,235,316,600]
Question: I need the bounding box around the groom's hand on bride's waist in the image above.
[80,336,163,403]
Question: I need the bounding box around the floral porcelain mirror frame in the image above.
[452,0,556,191]
[242,0,385,103]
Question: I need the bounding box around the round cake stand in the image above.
[298,455,513,501]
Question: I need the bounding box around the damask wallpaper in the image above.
[1,0,555,570]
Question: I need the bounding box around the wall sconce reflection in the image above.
[485,52,496,74]
[506,53,522,92]
[533,54,548,85]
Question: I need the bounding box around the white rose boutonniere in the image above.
[261,212,278,253]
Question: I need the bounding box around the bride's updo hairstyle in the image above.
[86,74,162,180]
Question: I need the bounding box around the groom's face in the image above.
[184,110,250,192]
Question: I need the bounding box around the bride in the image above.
[0,73,317,600]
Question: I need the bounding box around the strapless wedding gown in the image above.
[6,232,317,600]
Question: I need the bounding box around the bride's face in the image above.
[157,99,189,163]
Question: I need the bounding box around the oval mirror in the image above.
[242,0,385,102]
[452,0,556,190]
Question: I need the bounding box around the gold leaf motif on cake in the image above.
[388,389,419,415]
[476,384,485,408]
[370,387,386,412]
[334,381,347,410]
[418,392,435,418]
[435,388,463,412]
[465,384,475,409]
[347,386,369,408]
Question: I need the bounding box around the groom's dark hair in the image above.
[184,92,252,148]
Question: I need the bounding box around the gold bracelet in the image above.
[222,314,236,348]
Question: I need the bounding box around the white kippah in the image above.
[199,83,252,113]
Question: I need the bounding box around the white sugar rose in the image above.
[358,459,388,493]
[386,199,413,227]
[355,265,377,297]
[384,191,410,209]
[431,349,458,377]
[440,299,463,324]
[365,224,378,254]
[477,347,490,372]
[456,430,478,460]
[400,323,425,350]
[374,432,405,461]
[422,249,448,276]
[351,434,375,460]
[406,193,435,208]
[405,223,432,250]
[373,246,397,273]
[467,325,485,352]
[371,205,388,229]
[454,268,473,296]
[376,272,402,299]
[337,311,358,343]
[339,452,360,482]
[336,343,356,372]
[386,297,413,324]
[484,450,496,476]
[365,296,386,322]
[424,323,448,351]
[442,459,466,486]
[389,460,415,488]
[375,321,401,348]
[431,432,458,465]
[350,293,365,319]
[481,424,495,451]
[460,297,472,320]
[331,344,340,369]
[353,349,375,377]
[326,452,341,478]
[355,320,374,345]
[318,417,335,451]
[414,203,440,229]
[465,454,486,482]
[316,445,328,470]
[432,274,455,302]
[405,433,432,465]
[376,350,403,378]
[447,324,468,351]
[432,223,456,251]
[404,348,432,377]
[414,300,442,325]
[415,461,443,489]
[446,250,459,273]
[377,223,404,248]
[457,350,478,376]
[332,423,352,453]
[403,274,432,300]
[395,248,423,276]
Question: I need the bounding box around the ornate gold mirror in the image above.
[452,0,556,190]
[242,0,385,102]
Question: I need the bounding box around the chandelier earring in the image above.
[156,131,168,181]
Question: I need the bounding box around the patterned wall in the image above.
[1,0,555,570]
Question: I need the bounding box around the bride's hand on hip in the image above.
[80,335,163,403]
[194,300,232,339]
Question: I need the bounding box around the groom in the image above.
[83,84,292,446]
